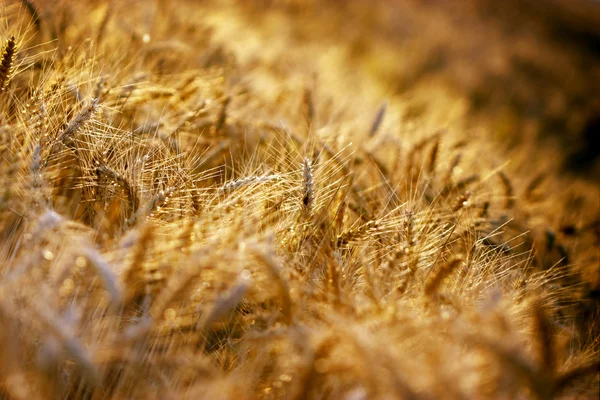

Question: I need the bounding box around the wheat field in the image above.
[0,0,598,399]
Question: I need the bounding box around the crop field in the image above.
[0,0,598,398]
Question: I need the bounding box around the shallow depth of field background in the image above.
[0,0,598,399]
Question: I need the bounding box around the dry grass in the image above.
[0,0,598,398]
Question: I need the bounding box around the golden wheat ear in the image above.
[0,36,16,91]
[302,157,314,214]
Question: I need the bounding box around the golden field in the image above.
[0,0,598,398]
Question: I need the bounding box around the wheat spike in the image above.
[0,36,16,91]
[302,157,314,214]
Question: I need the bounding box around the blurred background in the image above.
[242,0,600,179]
[19,0,600,180]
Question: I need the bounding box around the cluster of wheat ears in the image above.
[0,0,598,399]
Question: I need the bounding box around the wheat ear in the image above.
[302,157,314,214]
[0,36,16,91]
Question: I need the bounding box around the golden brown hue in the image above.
[0,0,598,398]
